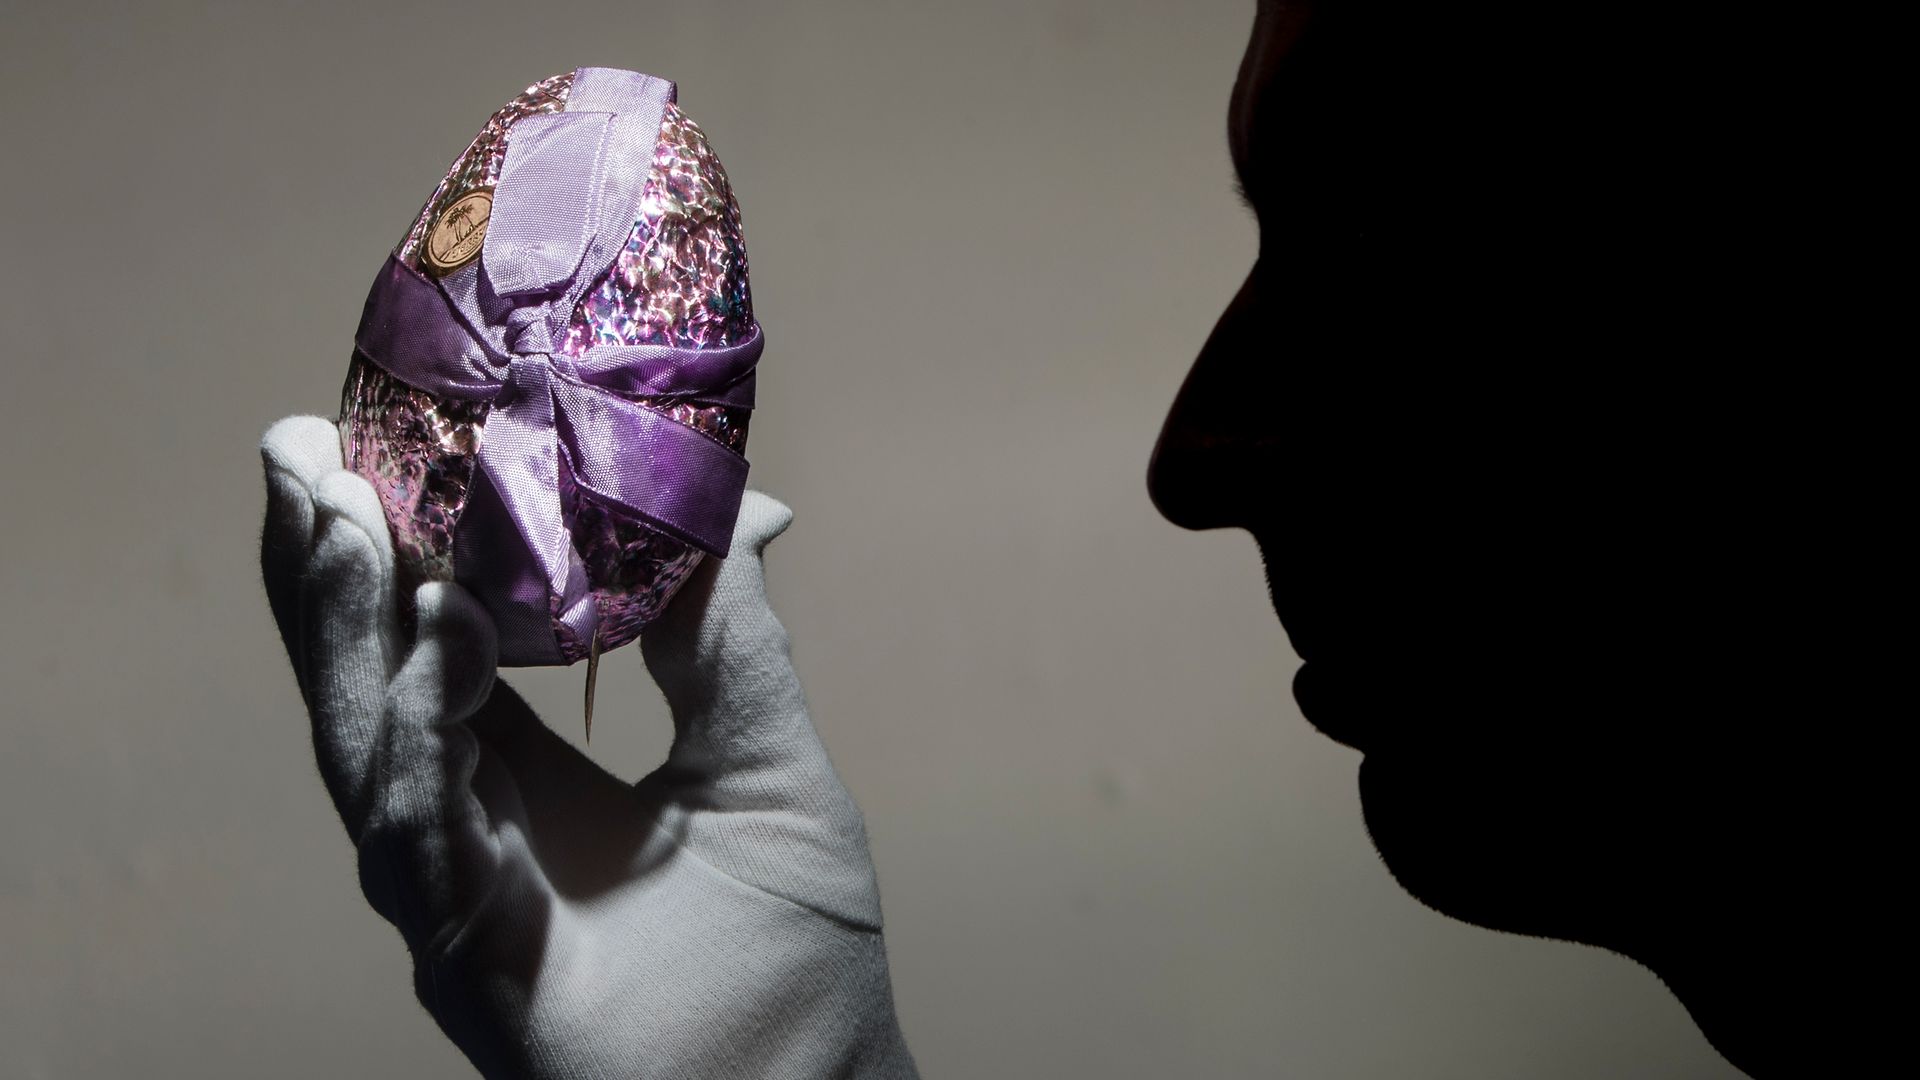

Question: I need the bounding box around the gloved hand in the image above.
[259,415,917,1079]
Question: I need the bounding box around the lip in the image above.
[1292,661,1372,753]
[1247,534,1377,755]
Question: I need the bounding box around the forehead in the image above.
[1225,2,1404,194]
[1223,4,1547,244]
[1226,1,1310,164]
[1225,1,1407,237]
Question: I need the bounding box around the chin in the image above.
[1357,748,1812,1076]
[1352,752,1617,950]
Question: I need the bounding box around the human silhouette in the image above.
[1148,3,1886,1076]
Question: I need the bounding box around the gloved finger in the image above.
[639,489,794,683]
[259,416,345,687]
[639,492,883,929]
[302,469,401,832]
[359,581,501,938]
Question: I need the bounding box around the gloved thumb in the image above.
[638,491,883,930]
[640,490,796,707]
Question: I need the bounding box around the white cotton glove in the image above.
[259,415,917,1079]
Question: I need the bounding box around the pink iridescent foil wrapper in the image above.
[339,73,755,664]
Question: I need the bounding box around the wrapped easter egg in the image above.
[338,68,761,677]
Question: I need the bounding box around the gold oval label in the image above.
[422,190,492,275]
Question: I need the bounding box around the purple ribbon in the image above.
[350,68,762,663]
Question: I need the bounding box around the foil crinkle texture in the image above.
[338,352,486,583]
[341,72,755,664]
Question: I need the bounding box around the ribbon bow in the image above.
[351,68,763,663]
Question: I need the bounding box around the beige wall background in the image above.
[0,2,1741,1077]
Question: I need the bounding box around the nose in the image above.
[1148,263,1277,533]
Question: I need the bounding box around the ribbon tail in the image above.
[550,378,750,557]
[474,362,598,657]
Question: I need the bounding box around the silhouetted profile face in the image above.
[1148,3,1876,1075]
